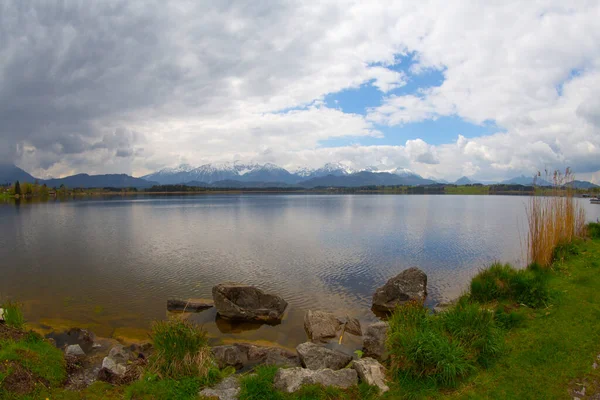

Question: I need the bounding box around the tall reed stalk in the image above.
[527,168,586,267]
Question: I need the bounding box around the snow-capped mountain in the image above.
[142,162,430,185]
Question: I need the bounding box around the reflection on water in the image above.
[1,194,599,347]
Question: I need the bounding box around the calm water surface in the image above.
[1,195,599,348]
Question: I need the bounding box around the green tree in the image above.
[14,180,21,196]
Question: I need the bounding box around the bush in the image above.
[1,301,25,329]
[553,241,580,262]
[469,263,551,308]
[147,319,218,382]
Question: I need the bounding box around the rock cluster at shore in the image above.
[52,267,428,397]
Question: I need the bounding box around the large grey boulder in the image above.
[274,367,358,393]
[304,310,342,342]
[362,322,389,361]
[212,343,300,370]
[212,283,287,323]
[296,342,352,370]
[199,376,240,400]
[353,357,389,393]
[372,267,427,312]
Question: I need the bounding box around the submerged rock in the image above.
[296,342,352,370]
[212,343,299,370]
[167,298,213,312]
[304,310,342,342]
[273,367,358,393]
[372,267,427,313]
[362,322,389,361]
[212,283,287,323]
[199,376,240,400]
[352,357,389,393]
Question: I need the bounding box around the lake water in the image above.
[1,195,599,348]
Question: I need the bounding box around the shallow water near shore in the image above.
[1,194,599,348]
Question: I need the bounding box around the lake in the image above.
[1,194,599,348]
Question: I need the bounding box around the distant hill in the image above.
[298,171,436,188]
[501,175,552,186]
[43,174,157,188]
[567,180,600,189]
[454,176,473,185]
[0,164,37,185]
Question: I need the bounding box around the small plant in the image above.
[147,319,218,382]
[1,301,25,329]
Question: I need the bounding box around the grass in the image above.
[469,262,552,308]
[386,300,505,394]
[147,318,218,382]
[0,331,66,398]
[1,301,25,330]
[527,168,587,267]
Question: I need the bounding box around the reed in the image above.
[527,168,586,267]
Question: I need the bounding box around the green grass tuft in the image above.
[239,365,283,400]
[588,222,600,239]
[147,319,218,383]
[1,301,25,330]
[469,262,551,308]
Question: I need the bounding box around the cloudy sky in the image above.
[2,1,600,182]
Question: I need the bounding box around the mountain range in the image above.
[1,162,598,189]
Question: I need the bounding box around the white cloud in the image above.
[2,1,600,181]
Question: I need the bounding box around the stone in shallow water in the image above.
[304,310,342,342]
[344,317,362,336]
[372,267,427,313]
[296,342,352,370]
[212,283,287,323]
[167,298,213,312]
[273,367,358,393]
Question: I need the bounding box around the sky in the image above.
[1,1,600,182]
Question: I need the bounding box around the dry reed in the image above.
[527,168,587,267]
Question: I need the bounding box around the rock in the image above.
[372,267,427,313]
[212,343,300,370]
[296,342,352,370]
[212,283,287,323]
[274,367,358,393]
[99,345,134,377]
[362,322,389,361]
[304,310,342,342]
[0,308,4,322]
[108,345,134,364]
[65,344,86,357]
[212,344,250,369]
[167,298,214,312]
[101,356,127,376]
[199,376,240,400]
[352,357,389,393]
[344,317,362,336]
